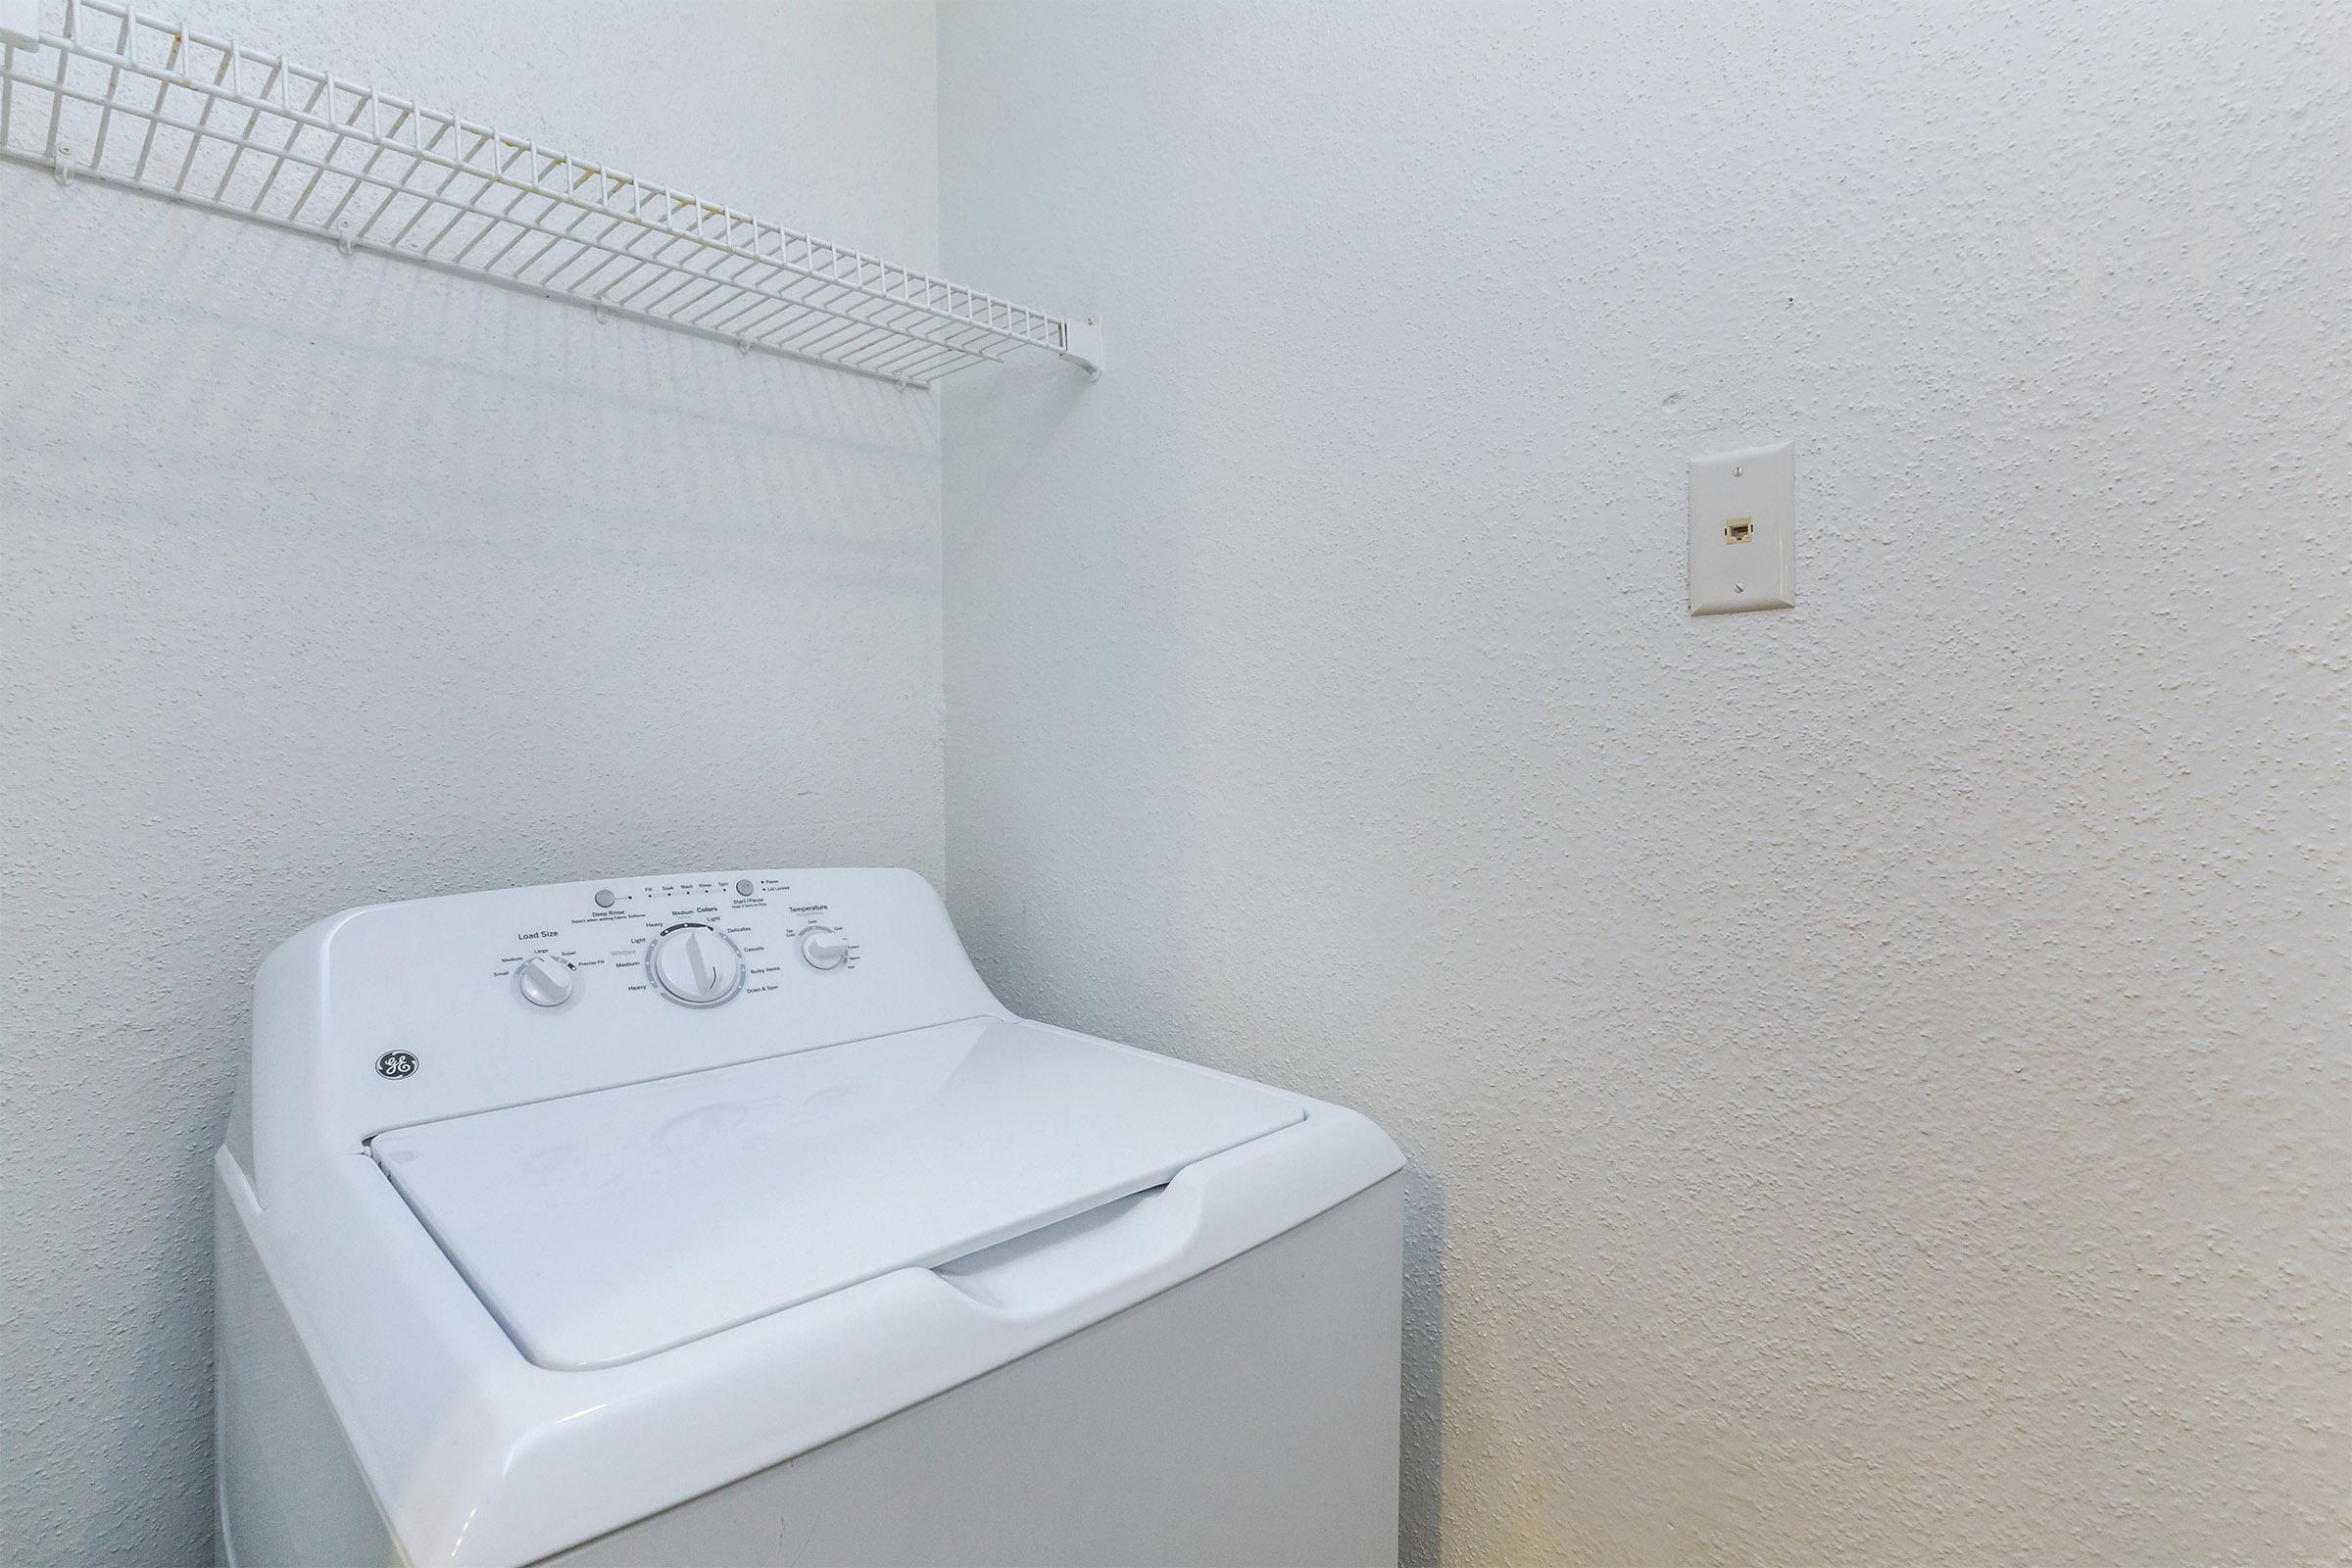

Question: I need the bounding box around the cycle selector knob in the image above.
[648,923,745,1006]
[515,954,577,1008]
[799,926,851,971]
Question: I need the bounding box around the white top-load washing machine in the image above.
[215,869,1404,1567]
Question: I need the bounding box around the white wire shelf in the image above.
[0,0,1102,386]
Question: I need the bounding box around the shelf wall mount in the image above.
[0,0,1103,387]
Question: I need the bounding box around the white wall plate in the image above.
[1688,440,1795,615]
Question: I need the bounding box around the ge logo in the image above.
[375,1051,418,1080]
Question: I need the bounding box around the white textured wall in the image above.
[940,4,2352,1562]
[0,3,940,1560]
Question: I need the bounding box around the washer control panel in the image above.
[248,867,1004,1190]
[489,872,864,1015]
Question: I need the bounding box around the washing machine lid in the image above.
[369,1017,1304,1371]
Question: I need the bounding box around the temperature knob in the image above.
[515,955,577,1008]
[648,924,745,1006]
[799,926,851,971]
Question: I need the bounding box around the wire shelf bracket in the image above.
[0,0,1104,387]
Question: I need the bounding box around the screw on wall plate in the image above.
[1734,582,1746,594]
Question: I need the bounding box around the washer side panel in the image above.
[216,1170,407,1568]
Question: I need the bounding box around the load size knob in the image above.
[648,924,745,1006]
[799,926,851,971]
[514,954,577,1008]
